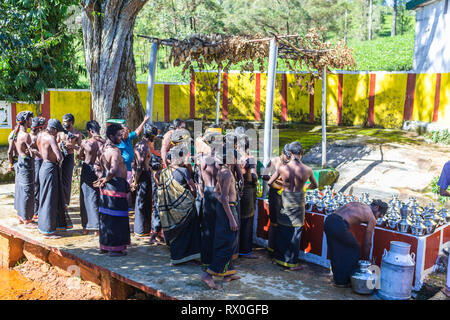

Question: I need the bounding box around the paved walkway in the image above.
[0,183,375,300]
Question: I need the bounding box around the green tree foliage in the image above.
[0,0,80,102]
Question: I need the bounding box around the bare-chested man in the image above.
[268,141,318,270]
[30,117,46,220]
[37,119,69,238]
[202,144,240,290]
[57,113,82,209]
[262,144,291,254]
[78,120,105,236]
[198,132,222,267]
[161,119,185,168]
[131,123,158,238]
[324,199,387,287]
[13,111,39,227]
[94,123,131,257]
[238,134,259,259]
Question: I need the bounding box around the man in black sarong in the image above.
[131,123,158,238]
[268,142,318,270]
[261,144,291,254]
[198,131,222,268]
[57,113,82,209]
[37,119,70,238]
[94,123,131,257]
[78,120,105,236]
[30,117,46,220]
[202,144,241,290]
[13,111,39,228]
[237,134,259,259]
[324,200,387,287]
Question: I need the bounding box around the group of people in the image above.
[9,112,394,290]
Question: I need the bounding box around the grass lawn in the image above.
[276,124,422,155]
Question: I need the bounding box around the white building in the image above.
[407,0,450,72]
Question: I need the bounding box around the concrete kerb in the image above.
[0,223,174,300]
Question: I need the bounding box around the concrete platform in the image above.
[0,183,375,300]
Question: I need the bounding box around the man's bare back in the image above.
[334,202,375,228]
[277,160,314,192]
[200,154,218,188]
[80,137,104,165]
[99,143,128,181]
[38,131,62,164]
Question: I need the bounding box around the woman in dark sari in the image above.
[157,143,201,265]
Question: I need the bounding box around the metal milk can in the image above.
[378,241,416,300]
[351,260,377,295]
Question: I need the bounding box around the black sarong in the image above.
[200,186,217,266]
[80,163,100,231]
[324,214,361,285]
[16,156,35,223]
[273,191,305,268]
[99,177,131,252]
[34,158,43,216]
[61,153,75,207]
[157,168,201,264]
[206,203,239,277]
[151,172,162,234]
[14,161,19,211]
[134,170,152,236]
[268,187,282,253]
[239,183,256,256]
[37,161,68,235]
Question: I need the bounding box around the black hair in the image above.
[143,123,158,139]
[172,118,185,129]
[289,141,303,156]
[63,113,75,124]
[371,199,388,216]
[86,120,101,134]
[209,124,220,129]
[106,123,123,140]
[282,144,291,158]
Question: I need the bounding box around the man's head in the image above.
[31,116,46,132]
[289,141,303,159]
[143,123,158,142]
[106,123,123,145]
[62,113,75,130]
[120,124,130,140]
[282,144,291,163]
[47,119,64,136]
[17,111,34,128]
[370,199,388,219]
[86,120,101,137]
[173,118,185,130]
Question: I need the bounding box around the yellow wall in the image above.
[374,73,407,128]
[438,73,450,125]
[50,90,91,131]
[2,72,450,146]
[413,73,436,123]
[342,73,370,126]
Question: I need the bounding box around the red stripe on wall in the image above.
[41,92,51,122]
[368,73,376,127]
[190,73,195,119]
[222,73,228,121]
[255,73,261,121]
[281,74,288,122]
[90,93,93,121]
[164,84,170,122]
[403,73,416,121]
[11,103,17,129]
[337,74,343,125]
[433,73,441,122]
[309,93,314,124]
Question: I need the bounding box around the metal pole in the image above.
[263,38,278,168]
[146,41,159,123]
[321,67,327,168]
[215,69,222,125]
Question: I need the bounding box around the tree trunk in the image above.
[81,0,147,135]
[391,0,397,37]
